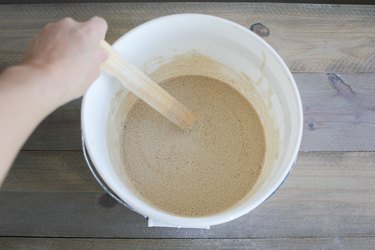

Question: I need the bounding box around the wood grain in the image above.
[59,98,81,110]
[1,151,100,192]
[1,152,375,238]
[0,3,374,73]
[22,73,375,151]
[3,150,375,192]
[1,2,375,243]
[2,0,375,5]
[23,110,81,151]
[299,73,375,151]
[2,237,374,250]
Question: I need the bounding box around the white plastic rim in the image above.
[82,14,303,228]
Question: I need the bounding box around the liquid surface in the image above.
[120,75,265,216]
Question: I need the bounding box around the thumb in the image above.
[99,47,109,63]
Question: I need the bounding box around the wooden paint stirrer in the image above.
[100,40,197,129]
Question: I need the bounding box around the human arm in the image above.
[0,17,108,184]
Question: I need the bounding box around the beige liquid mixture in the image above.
[120,75,265,217]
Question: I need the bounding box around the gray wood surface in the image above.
[2,237,375,250]
[23,110,81,151]
[21,73,375,151]
[1,189,374,238]
[2,0,375,5]
[2,151,100,192]
[59,98,82,110]
[1,152,375,238]
[1,2,375,248]
[3,151,375,193]
[0,3,374,73]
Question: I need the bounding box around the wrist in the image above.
[1,64,63,114]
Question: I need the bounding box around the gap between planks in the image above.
[0,3,374,73]
[20,73,375,152]
[1,237,375,249]
[1,151,374,238]
[0,189,374,238]
[3,151,375,192]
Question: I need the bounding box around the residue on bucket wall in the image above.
[106,52,280,214]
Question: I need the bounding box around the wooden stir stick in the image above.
[100,40,197,129]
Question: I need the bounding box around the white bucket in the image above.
[82,14,303,228]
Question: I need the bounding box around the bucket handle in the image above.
[81,133,143,215]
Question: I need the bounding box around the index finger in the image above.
[84,16,108,40]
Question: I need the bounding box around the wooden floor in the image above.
[1,2,375,249]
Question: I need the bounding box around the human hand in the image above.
[22,16,108,107]
[0,16,108,178]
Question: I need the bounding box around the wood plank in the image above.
[299,73,375,151]
[3,237,371,250]
[21,73,375,151]
[1,152,375,238]
[0,3,374,73]
[3,151,375,192]
[2,0,375,5]
[1,151,100,192]
[22,110,81,151]
[340,237,375,249]
[59,98,81,110]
